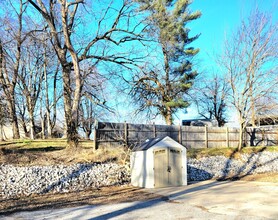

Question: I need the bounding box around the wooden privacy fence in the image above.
[94,122,278,149]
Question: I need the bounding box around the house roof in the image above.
[182,118,214,127]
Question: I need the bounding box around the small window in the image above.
[170,149,181,154]
[154,149,166,155]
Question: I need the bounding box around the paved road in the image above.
[2,180,278,220]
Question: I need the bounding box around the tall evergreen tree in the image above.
[132,0,201,125]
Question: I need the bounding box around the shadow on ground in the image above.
[0,186,164,216]
[1,146,64,154]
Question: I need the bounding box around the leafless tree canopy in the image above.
[220,8,278,149]
[0,0,148,145]
[193,74,229,127]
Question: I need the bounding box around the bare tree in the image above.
[79,98,94,140]
[41,38,61,139]
[27,0,146,148]
[0,0,29,139]
[0,39,21,139]
[17,36,44,139]
[220,8,278,150]
[16,94,29,137]
[255,96,278,126]
[0,91,8,141]
[79,63,110,139]
[193,74,229,127]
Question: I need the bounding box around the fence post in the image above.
[124,121,128,146]
[262,129,266,147]
[226,127,229,148]
[153,122,156,138]
[205,126,208,148]
[94,120,98,150]
[179,125,182,144]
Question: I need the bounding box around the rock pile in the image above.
[188,151,278,181]
[1,151,277,198]
[0,163,130,198]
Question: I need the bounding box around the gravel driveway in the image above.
[2,180,278,220]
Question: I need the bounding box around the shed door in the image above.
[154,147,182,187]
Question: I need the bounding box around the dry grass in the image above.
[0,139,130,166]
[238,173,278,182]
[187,146,278,160]
[2,139,277,166]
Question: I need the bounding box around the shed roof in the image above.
[133,136,183,151]
[134,137,164,151]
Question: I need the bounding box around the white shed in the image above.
[130,136,187,188]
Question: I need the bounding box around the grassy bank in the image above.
[187,146,278,159]
[1,139,277,166]
[0,139,129,166]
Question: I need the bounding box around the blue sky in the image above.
[189,0,278,70]
[105,0,278,125]
[176,0,278,124]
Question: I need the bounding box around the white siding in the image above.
[130,136,187,188]
[131,151,146,187]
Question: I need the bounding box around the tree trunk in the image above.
[49,66,58,137]
[44,50,50,138]
[12,122,20,139]
[61,1,82,148]
[22,121,28,138]
[46,113,52,138]
[250,103,257,127]
[29,114,35,140]
[165,107,173,125]
[250,81,256,127]
[62,66,79,148]
[40,104,45,139]
[238,123,245,151]
[66,119,79,148]
[0,124,4,141]
[41,117,45,139]
[10,103,20,139]
[85,131,91,140]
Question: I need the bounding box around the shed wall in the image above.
[131,137,187,188]
[131,150,154,188]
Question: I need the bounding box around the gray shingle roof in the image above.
[132,137,166,151]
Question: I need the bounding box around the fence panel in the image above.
[96,122,125,148]
[246,127,278,146]
[227,128,240,148]
[127,123,155,146]
[155,125,180,141]
[181,126,205,149]
[94,122,278,149]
